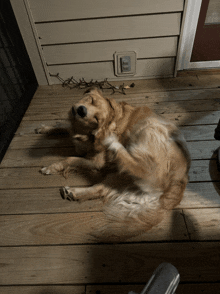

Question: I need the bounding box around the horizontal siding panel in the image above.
[28,0,184,22]
[37,13,181,45]
[49,58,175,83]
[43,37,178,65]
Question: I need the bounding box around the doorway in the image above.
[176,0,220,72]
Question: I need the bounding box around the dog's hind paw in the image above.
[104,134,122,151]
[60,186,77,201]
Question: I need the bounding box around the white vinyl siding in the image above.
[11,0,185,84]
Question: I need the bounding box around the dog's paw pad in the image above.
[60,186,76,201]
[40,167,51,175]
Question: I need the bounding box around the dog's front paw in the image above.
[60,186,77,201]
[35,124,49,134]
[104,134,122,151]
[40,162,64,175]
[40,166,52,175]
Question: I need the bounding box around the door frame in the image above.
[175,0,220,73]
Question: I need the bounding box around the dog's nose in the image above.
[77,105,87,117]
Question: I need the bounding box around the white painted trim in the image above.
[10,0,50,85]
[187,60,220,69]
[175,0,202,72]
[175,0,220,73]
[24,0,52,84]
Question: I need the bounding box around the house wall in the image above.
[11,0,185,84]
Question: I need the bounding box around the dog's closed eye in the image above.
[91,97,97,105]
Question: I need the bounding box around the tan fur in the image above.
[38,88,191,242]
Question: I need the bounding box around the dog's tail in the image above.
[93,189,168,242]
[93,174,188,242]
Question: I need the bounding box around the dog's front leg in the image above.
[35,122,70,135]
[60,183,109,202]
[40,157,99,175]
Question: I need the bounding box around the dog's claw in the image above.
[60,186,76,201]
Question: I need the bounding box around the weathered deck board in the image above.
[0,167,99,189]
[8,134,73,149]
[6,125,218,150]
[0,286,85,294]
[1,141,219,169]
[0,182,220,216]
[182,125,216,141]
[190,160,220,182]
[0,188,103,215]
[180,182,220,209]
[183,208,220,240]
[86,284,220,294]
[31,88,220,103]
[34,75,220,95]
[2,283,219,294]
[0,210,188,246]
[0,160,218,189]
[0,243,219,285]
[25,98,220,115]
[15,112,220,133]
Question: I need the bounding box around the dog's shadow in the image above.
[29,127,76,159]
[209,147,220,195]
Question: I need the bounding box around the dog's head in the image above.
[71,87,120,136]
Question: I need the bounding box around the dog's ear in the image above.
[84,87,103,96]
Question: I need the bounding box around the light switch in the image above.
[114,51,136,77]
[120,56,131,72]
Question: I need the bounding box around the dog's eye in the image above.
[92,98,96,105]
[94,116,99,122]
[86,97,93,104]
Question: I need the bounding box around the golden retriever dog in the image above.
[36,88,191,241]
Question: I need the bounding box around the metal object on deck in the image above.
[128,263,180,294]
[214,119,220,140]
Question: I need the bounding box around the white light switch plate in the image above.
[114,51,137,77]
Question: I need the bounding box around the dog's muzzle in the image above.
[76,105,87,118]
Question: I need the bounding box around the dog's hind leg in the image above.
[60,183,109,202]
[159,176,188,210]
[104,134,148,179]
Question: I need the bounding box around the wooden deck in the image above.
[1,75,220,293]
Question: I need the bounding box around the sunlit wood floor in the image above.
[1,75,220,294]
